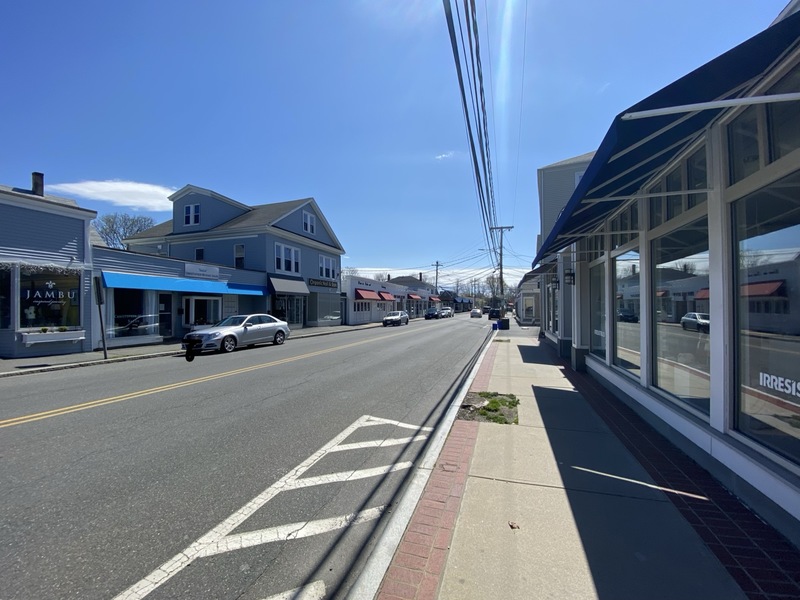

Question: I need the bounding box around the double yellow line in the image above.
[1,329,412,429]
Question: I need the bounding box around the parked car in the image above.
[617,308,639,323]
[488,308,502,319]
[680,312,710,333]
[383,310,409,326]
[182,313,289,354]
[424,307,441,320]
[470,308,482,318]
[482,305,490,313]
[440,307,453,318]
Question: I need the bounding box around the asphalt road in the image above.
[0,315,492,600]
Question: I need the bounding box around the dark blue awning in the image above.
[534,12,800,266]
[101,271,266,296]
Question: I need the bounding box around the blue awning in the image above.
[101,271,266,296]
[533,12,800,266]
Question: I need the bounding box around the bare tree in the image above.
[373,272,389,282]
[485,274,500,301]
[93,213,155,249]
[675,261,697,275]
[341,267,361,279]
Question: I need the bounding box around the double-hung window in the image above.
[275,242,300,274]
[319,255,336,279]
[234,244,245,269]
[303,211,316,235]
[184,204,200,225]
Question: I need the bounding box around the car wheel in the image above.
[221,335,237,353]
[274,330,285,345]
[383,323,388,327]
[681,323,687,330]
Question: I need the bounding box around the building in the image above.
[126,185,345,330]
[0,173,97,358]
[343,274,440,324]
[533,7,800,545]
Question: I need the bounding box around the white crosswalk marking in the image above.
[113,415,430,600]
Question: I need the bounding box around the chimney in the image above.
[32,172,44,196]
[419,272,423,281]
[387,274,391,281]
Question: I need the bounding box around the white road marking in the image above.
[262,580,326,600]
[113,415,429,600]
[330,435,429,452]
[198,507,385,557]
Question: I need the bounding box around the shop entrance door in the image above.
[159,294,172,338]
[276,295,305,327]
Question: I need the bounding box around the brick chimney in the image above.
[387,274,391,281]
[419,272,422,281]
[32,172,44,196]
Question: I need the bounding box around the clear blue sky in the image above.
[0,1,789,289]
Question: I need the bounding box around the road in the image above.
[0,315,491,599]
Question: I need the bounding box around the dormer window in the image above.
[303,211,316,235]
[184,204,200,225]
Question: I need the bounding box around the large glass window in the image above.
[109,289,158,338]
[728,106,761,185]
[767,65,800,163]
[652,218,710,414]
[613,250,640,377]
[183,296,221,327]
[20,269,81,329]
[734,170,800,465]
[590,263,606,359]
[686,147,707,208]
[0,269,10,328]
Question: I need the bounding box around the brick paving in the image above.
[556,353,800,600]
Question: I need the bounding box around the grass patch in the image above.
[458,391,519,425]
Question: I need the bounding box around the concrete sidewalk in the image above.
[376,322,800,599]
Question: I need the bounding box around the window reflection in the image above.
[735,170,800,464]
[652,218,710,414]
[590,263,605,359]
[614,251,640,377]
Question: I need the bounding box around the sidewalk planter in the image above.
[19,330,86,347]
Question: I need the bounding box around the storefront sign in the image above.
[308,278,338,288]
[23,281,77,307]
[185,263,220,279]
[759,371,800,406]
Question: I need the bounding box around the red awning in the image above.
[429,296,441,302]
[741,280,784,297]
[355,288,381,301]
[408,294,422,300]
[694,288,710,300]
[379,291,395,301]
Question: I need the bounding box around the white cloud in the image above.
[46,180,176,212]
[435,151,455,160]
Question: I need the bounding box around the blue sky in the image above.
[0,1,790,290]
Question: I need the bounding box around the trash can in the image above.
[499,317,510,330]
[492,322,499,331]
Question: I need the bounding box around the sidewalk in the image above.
[375,321,800,600]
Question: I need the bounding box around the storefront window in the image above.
[686,147,707,208]
[20,269,81,329]
[109,288,158,337]
[652,218,710,414]
[728,105,760,185]
[0,269,10,328]
[613,251,640,377]
[183,296,221,327]
[767,64,800,163]
[590,263,605,359]
[734,170,800,465]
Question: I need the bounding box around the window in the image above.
[319,255,336,279]
[589,263,605,359]
[184,204,200,225]
[20,269,81,329]
[195,248,204,261]
[303,211,316,235]
[665,168,683,220]
[686,147,707,208]
[649,183,664,229]
[651,217,710,415]
[183,296,221,327]
[275,242,300,274]
[767,64,800,163]
[613,250,640,377]
[734,170,800,465]
[0,269,9,328]
[728,105,761,185]
[234,244,245,269]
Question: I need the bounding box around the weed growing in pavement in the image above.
[458,391,519,424]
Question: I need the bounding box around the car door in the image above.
[259,315,279,342]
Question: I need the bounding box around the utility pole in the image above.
[433,261,441,292]
[489,226,513,306]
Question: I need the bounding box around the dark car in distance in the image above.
[617,308,639,323]
[488,308,502,319]
[424,307,441,320]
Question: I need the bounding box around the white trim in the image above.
[622,93,800,121]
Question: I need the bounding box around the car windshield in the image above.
[215,316,247,327]
[387,312,401,317]
[697,314,710,320]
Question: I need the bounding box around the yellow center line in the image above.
[1,328,414,428]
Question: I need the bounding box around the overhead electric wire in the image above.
[511,0,529,226]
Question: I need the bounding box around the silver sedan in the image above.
[182,314,290,354]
